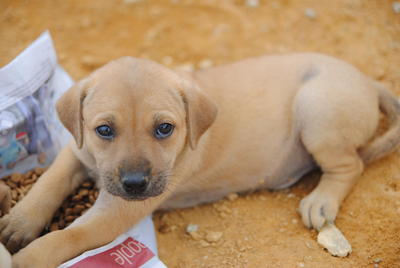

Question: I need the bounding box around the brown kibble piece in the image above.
[78,189,89,197]
[73,204,86,214]
[25,184,33,192]
[5,180,17,188]
[0,181,11,215]
[22,178,31,186]
[34,167,45,176]
[10,173,22,184]
[3,168,98,235]
[72,195,82,202]
[50,222,59,232]
[58,219,65,229]
[11,190,18,200]
[82,181,92,188]
[65,208,73,216]
[89,195,96,204]
[65,215,76,223]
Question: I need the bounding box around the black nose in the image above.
[122,172,149,193]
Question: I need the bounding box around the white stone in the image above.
[317,223,352,257]
[124,0,144,4]
[226,192,239,201]
[393,2,400,13]
[245,0,259,8]
[186,223,199,233]
[205,231,223,242]
[304,8,317,19]
[198,59,214,69]
[176,63,195,72]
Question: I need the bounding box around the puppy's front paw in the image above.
[298,190,339,230]
[0,209,44,253]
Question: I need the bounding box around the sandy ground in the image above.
[1,0,400,267]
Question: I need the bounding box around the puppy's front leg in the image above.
[12,190,167,268]
[0,144,87,253]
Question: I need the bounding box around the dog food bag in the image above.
[0,31,72,178]
[59,216,167,268]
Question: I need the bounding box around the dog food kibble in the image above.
[0,169,99,234]
[0,181,11,217]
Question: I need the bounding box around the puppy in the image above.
[1,53,399,267]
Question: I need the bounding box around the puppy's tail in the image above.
[359,84,400,164]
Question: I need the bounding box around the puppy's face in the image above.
[57,57,217,200]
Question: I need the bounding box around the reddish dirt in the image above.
[1,0,399,267]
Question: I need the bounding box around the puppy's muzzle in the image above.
[121,171,149,194]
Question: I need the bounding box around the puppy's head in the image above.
[57,57,217,200]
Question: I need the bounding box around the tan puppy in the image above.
[1,53,399,267]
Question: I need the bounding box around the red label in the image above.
[69,237,154,268]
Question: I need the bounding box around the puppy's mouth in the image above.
[103,172,168,201]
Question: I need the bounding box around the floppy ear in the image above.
[56,79,89,149]
[181,81,218,149]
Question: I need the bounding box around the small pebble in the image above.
[199,240,210,247]
[176,63,194,72]
[374,258,382,263]
[186,224,199,233]
[198,59,213,69]
[305,241,313,249]
[226,193,238,201]
[317,223,352,257]
[162,56,174,66]
[79,17,92,28]
[259,195,267,201]
[303,256,312,261]
[245,0,259,8]
[304,8,317,19]
[189,231,202,240]
[205,231,223,242]
[298,262,305,268]
[393,2,400,13]
[81,55,103,70]
[124,0,144,4]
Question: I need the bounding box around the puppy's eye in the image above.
[155,123,174,139]
[95,125,114,140]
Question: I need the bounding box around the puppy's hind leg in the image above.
[294,79,379,230]
[298,142,363,230]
